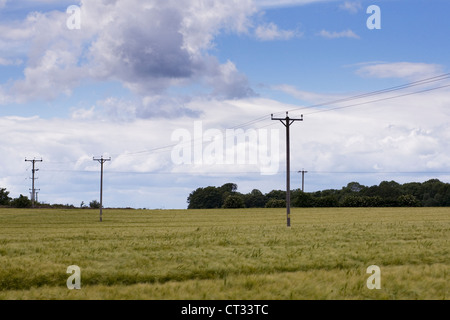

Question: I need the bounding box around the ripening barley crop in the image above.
[0,207,448,299]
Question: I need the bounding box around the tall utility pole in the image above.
[299,169,308,192]
[25,158,43,208]
[271,112,303,227]
[93,156,111,222]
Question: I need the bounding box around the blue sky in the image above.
[1,0,450,209]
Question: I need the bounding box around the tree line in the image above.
[187,179,450,209]
[0,188,101,209]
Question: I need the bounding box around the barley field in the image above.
[0,207,448,300]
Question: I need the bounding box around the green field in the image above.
[0,207,448,300]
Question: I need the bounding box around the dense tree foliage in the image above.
[187,179,450,209]
[0,187,75,209]
[0,188,11,206]
[9,194,32,208]
[89,200,101,209]
[265,199,286,208]
[223,195,245,208]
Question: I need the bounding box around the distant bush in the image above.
[222,195,245,209]
[188,179,450,209]
[398,195,421,207]
[89,200,101,209]
[0,188,11,206]
[340,195,383,207]
[10,194,32,208]
[265,199,286,208]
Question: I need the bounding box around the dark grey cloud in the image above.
[85,0,255,100]
[1,0,257,109]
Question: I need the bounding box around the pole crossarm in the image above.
[271,112,303,227]
[271,112,303,125]
[93,156,111,164]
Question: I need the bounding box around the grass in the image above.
[0,207,448,299]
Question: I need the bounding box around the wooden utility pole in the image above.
[93,156,111,222]
[299,169,308,192]
[271,112,303,227]
[25,158,43,208]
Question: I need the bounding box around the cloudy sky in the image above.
[1,0,449,209]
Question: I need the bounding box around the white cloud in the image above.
[0,0,257,105]
[180,0,255,54]
[339,1,362,14]
[356,62,444,80]
[70,106,97,121]
[318,29,360,39]
[83,0,255,99]
[2,86,450,208]
[254,22,301,41]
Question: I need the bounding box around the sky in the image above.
[1,0,450,209]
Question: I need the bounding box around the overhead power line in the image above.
[283,72,450,117]
[301,83,450,117]
[41,73,450,164]
[97,73,449,159]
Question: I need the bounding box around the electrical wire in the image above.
[42,73,450,168]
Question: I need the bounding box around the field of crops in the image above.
[0,207,448,300]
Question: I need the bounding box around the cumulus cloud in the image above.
[2,87,450,207]
[254,22,301,41]
[203,60,255,99]
[1,0,256,107]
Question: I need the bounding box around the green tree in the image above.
[222,195,245,208]
[10,194,32,208]
[265,190,286,201]
[292,191,315,207]
[398,195,421,207]
[315,195,339,207]
[340,195,383,207]
[243,189,266,208]
[187,183,245,209]
[219,183,237,194]
[0,188,11,206]
[89,200,101,209]
[187,186,223,209]
[343,182,367,193]
[265,199,286,208]
[377,181,402,199]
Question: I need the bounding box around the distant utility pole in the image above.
[93,156,111,222]
[298,169,308,192]
[25,158,43,208]
[271,112,303,227]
